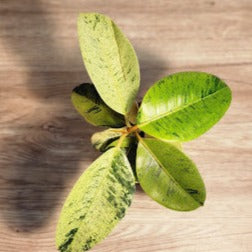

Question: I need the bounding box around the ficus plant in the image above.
[56,13,232,251]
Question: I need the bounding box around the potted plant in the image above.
[56,13,232,251]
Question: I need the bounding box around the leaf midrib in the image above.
[138,86,228,127]
[138,137,201,205]
[110,21,126,112]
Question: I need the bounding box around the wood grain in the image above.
[0,0,251,251]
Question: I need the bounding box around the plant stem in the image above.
[116,133,128,148]
[110,128,127,133]
[111,125,139,136]
[127,125,139,133]
[135,131,142,141]
[124,114,131,128]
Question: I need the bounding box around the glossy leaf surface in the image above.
[137,72,232,141]
[136,138,206,211]
[56,148,135,251]
[78,13,140,114]
[71,83,124,127]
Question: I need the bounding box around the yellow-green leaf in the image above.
[56,148,135,251]
[91,128,130,152]
[137,72,232,141]
[106,136,134,150]
[71,83,125,127]
[136,138,206,211]
[78,13,140,114]
[162,140,183,150]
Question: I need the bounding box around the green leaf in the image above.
[91,128,130,152]
[56,148,135,251]
[78,13,140,115]
[106,136,134,150]
[164,141,183,150]
[136,137,206,211]
[71,83,125,127]
[91,128,122,152]
[137,72,232,141]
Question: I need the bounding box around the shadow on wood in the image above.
[0,0,167,231]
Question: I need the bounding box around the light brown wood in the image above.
[0,0,251,251]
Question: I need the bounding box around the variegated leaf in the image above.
[91,128,129,152]
[78,13,140,114]
[136,137,206,211]
[71,83,125,127]
[137,72,232,141]
[56,148,135,251]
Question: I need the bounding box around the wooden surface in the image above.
[0,0,252,251]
